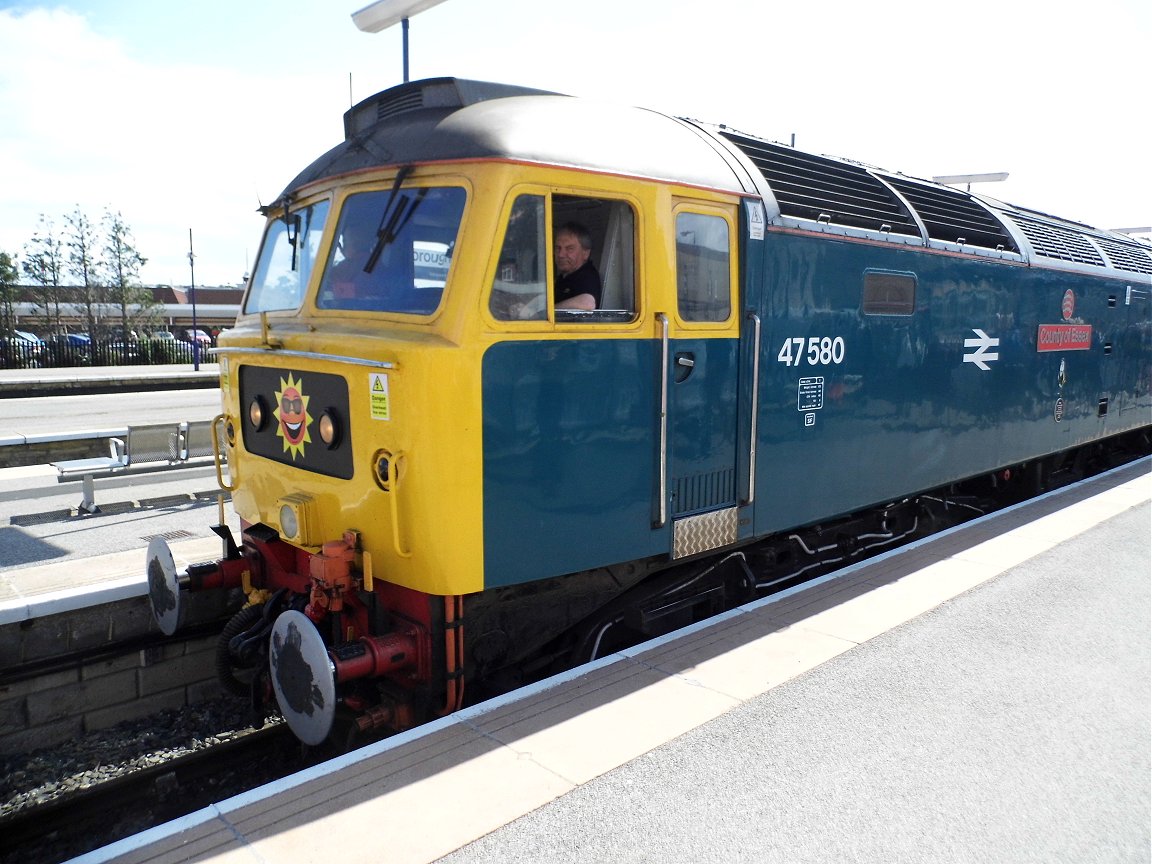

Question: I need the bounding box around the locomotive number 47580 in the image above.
[777,336,846,366]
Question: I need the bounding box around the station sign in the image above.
[1036,324,1092,352]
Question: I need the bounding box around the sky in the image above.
[1,0,1149,287]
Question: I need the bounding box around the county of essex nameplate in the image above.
[1037,324,1092,352]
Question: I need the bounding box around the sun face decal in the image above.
[274,373,312,460]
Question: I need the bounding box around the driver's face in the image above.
[555,231,590,277]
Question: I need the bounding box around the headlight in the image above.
[276,493,316,544]
[278,504,299,540]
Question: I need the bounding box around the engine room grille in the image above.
[1006,213,1107,267]
[722,132,920,236]
[1092,234,1152,275]
[881,176,1018,251]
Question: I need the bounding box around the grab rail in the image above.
[388,451,412,558]
[743,312,761,505]
[212,414,236,492]
[655,312,669,528]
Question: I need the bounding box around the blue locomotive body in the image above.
[479,203,1149,589]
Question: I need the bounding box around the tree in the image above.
[64,206,105,343]
[0,250,17,330]
[22,215,68,334]
[0,250,18,367]
[101,209,154,339]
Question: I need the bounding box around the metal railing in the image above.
[0,337,209,370]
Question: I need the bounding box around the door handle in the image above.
[674,352,695,382]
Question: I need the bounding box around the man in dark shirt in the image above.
[554,222,601,310]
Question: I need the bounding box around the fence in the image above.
[0,336,210,370]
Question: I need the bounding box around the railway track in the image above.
[0,723,302,864]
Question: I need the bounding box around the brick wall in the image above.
[0,590,239,756]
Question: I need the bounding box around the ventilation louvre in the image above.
[1093,234,1152,275]
[1007,214,1107,267]
[882,176,1018,252]
[343,78,555,140]
[374,90,425,123]
[722,132,919,236]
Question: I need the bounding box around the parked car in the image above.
[1,331,44,368]
[14,329,44,347]
[183,328,212,345]
[105,339,143,364]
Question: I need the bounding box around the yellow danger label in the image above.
[369,372,391,420]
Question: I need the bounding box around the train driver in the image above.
[554,222,602,310]
[326,229,376,301]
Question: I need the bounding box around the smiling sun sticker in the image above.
[274,373,312,459]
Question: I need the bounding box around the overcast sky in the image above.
[1,0,1149,287]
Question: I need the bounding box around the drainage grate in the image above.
[140,529,195,543]
[10,510,73,527]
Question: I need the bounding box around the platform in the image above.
[72,457,1150,864]
[0,463,231,625]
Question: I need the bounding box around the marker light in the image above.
[249,396,268,431]
[319,410,341,448]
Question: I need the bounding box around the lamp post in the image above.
[351,0,451,83]
[188,228,199,371]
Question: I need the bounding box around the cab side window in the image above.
[245,200,329,314]
[489,193,637,323]
[675,212,731,322]
[489,195,548,321]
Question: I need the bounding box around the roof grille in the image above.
[1007,214,1107,267]
[882,176,1018,252]
[375,90,426,123]
[344,77,558,140]
[722,132,919,236]
[1092,234,1152,275]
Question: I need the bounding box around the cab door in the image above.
[659,201,744,558]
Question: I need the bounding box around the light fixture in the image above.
[248,396,268,431]
[351,0,449,32]
[318,410,341,448]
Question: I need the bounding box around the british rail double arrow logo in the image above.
[963,329,1000,371]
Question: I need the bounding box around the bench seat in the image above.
[52,425,185,513]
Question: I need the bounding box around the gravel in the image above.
[0,696,265,818]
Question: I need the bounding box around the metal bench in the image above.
[177,419,218,464]
[53,424,183,513]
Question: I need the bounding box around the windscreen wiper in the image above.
[364,166,412,273]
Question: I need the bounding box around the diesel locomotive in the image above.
[146,77,1151,746]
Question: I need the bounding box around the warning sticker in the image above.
[369,373,391,420]
[745,200,766,241]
